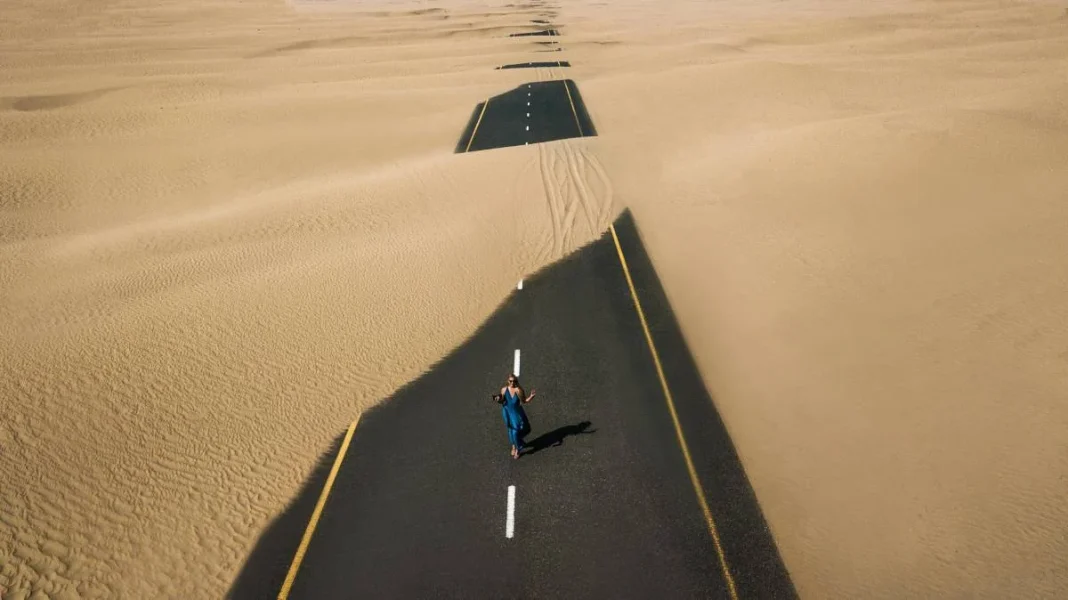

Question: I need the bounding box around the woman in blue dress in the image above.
[498,374,536,459]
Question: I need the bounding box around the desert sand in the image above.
[2,0,1067,597]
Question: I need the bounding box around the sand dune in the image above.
[2,0,1067,597]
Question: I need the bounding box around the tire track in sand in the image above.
[536,143,565,261]
[533,139,615,262]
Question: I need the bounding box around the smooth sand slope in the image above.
[2,0,1067,597]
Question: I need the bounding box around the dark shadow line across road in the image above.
[509,29,559,37]
[496,61,571,69]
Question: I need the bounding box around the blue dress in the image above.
[501,388,530,450]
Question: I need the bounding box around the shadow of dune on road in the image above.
[226,431,347,600]
[2,86,125,111]
[612,211,798,598]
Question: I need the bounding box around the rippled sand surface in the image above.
[2,0,1067,597]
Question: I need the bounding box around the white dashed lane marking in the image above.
[506,485,516,538]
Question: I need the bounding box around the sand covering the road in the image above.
[2,0,1067,597]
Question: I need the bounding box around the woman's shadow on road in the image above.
[521,420,595,456]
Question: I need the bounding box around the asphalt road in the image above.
[497,61,572,70]
[510,29,559,37]
[279,211,797,599]
[456,79,595,152]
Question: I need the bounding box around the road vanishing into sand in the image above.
[274,9,796,600]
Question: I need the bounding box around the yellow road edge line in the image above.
[277,415,362,600]
[609,224,740,600]
[465,99,490,153]
[561,79,584,137]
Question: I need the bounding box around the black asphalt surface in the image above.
[455,80,596,152]
[497,61,571,70]
[278,211,796,599]
[510,28,559,37]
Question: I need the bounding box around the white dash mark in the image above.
[526,125,530,131]
[526,112,530,117]
[506,485,516,538]
[518,279,524,290]
[527,101,531,106]
[513,349,521,376]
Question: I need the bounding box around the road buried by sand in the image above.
[265,14,791,593]
[2,0,1068,598]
